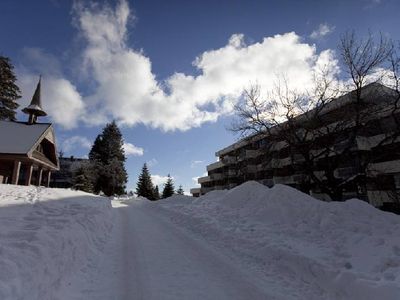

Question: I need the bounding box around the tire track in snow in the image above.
[85,200,273,300]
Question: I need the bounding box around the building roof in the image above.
[0,121,51,154]
[22,77,47,117]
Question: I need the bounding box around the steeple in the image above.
[22,76,47,124]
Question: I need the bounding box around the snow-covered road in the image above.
[2,183,399,299]
[83,200,271,300]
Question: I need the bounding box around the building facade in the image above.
[50,156,89,188]
[0,78,59,186]
[191,83,400,210]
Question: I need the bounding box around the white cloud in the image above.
[151,174,173,186]
[190,160,204,168]
[18,0,339,132]
[61,135,92,153]
[192,172,207,187]
[192,177,200,187]
[364,0,381,9]
[147,158,158,167]
[310,23,335,39]
[75,1,338,130]
[123,142,144,156]
[17,49,85,130]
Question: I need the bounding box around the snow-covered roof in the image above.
[0,121,51,154]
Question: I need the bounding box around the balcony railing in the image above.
[210,173,224,180]
[206,161,224,172]
[246,165,257,173]
[190,188,201,194]
[273,175,295,184]
[368,159,400,175]
[268,157,292,168]
[246,149,261,158]
[222,155,236,164]
[198,176,211,184]
[214,185,226,190]
[227,169,236,177]
[238,149,262,162]
[201,187,214,194]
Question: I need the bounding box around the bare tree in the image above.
[230,32,399,202]
[231,72,347,200]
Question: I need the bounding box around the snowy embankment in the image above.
[159,181,400,300]
[0,184,113,300]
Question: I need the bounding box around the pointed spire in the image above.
[22,76,47,124]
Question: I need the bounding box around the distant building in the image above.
[191,83,400,210]
[50,156,89,188]
[190,187,201,197]
[0,78,59,186]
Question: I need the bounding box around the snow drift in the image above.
[0,184,113,300]
[159,181,400,300]
[1,181,399,299]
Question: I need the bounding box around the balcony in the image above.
[356,134,385,151]
[334,167,356,178]
[221,155,236,165]
[293,154,305,163]
[256,164,264,171]
[246,149,261,158]
[201,187,214,194]
[246,165,258,173]
[313,171,326,181]
[227,169,236,177]
[198,176,211,184]
[214,185,226,190]
[368,159,400,175]
[273,175,295,184]
[269,157,292,168]
[210,173,224,180]
[260,178,274,187]
[206,161,224,172]
[238,149,261,162]
[190,188,201,195]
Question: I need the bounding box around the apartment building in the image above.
[50,156,89,188]
[191,83,400,210]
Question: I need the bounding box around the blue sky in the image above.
[1,0,399,193]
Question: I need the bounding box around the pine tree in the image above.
[176,185,184,195]
[88,121,127,196]
[153,185,160,200]
[162,174,175,198]
[0,56,21,121]
[103,158,127,196]
[89,136,105,162]
[72,164,94,193]
[136,163,156,200]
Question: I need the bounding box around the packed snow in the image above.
[158,181,400,299]
[1,181,400,299]
[0,184,113,300]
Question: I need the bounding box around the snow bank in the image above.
[160,181,400,300]
[0,184,113,300]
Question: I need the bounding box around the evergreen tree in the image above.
[0,56,21,121]
[103,158,127,196]
[72,163,94,193]
[176,185,184,195]
[88,121,127,196]
[136,163,156,200]
[89,136,105,162]
[153,185,160,200]
[162,174,175,198]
